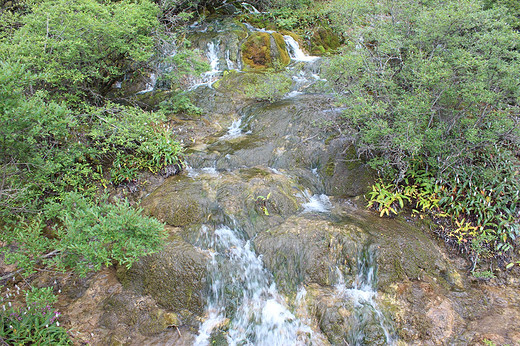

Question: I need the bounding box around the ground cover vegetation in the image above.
[0,0,205,340]
[1,0,519,340]
[323,0,520,273]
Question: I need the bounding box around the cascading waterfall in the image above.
[284,36,319,62]
[300,190,332,213]
[136,72,157,94]
[181,17,396,345]
[194,225,316,346]
[335,245,396,345]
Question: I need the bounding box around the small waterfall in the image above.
[195,226,316,346]
[225,49,235,70]
[335,245,396,345]
[207,42,220,72]
[186,164,219,177]
[189,41,223,89]
[136,72,157,94]
[241,2,261,14]
[221,118,243,139]
[284,36,319,62]
[300,190,332,213]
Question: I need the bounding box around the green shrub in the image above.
[46,193,168,276]
[329,0,520,261]
[2,194,168,277]
[3,0,160,101]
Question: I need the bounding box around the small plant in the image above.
[252,193,271,216]
[0,286,70,344]
[471,270,495,280]
[366,180,409,217]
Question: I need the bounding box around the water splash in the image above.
[220,118,243,139]
[243,22,276,34]
[207,42,220,72]
[225,49,235,70]
[136,73,157,94]
[241,2,261,14]
[195,226,316,346]
[300,190,332,213]
[284,36,319,62]
[186,165,219,177]
[189,42,223,89]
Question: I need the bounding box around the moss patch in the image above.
[271,32,291,67]
[241,32,291,69]
[310,27,342,55]
[242,32,272,69]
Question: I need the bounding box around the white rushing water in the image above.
[220,118,244,139]
[195,226,316,346]
[241,2,261,14]
[335,246,396,345]
[186,165,219,177]
[284,36,319,62]
[300,190,332,213]
[189,42,222,90]
[136,72,157,94]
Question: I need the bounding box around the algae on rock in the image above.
[242,32,291,69]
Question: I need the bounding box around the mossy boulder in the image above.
[100,291,181,337]
[310,27,342,55]
[140,176,207,227]
[116,237,208,327]
[320,141,374,197]
[242,32,290,69]
[208,167,302,238]
[291,283,390,345]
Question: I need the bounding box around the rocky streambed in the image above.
[48,12,520,346]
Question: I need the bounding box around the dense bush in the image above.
[325,0,520,266]
[0,0,183,281]
[3,0,160,102]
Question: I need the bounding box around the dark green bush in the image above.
[326,0,520,263]
[3,0,160,101]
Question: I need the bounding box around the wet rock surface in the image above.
[116,231,208,328]
[48,13,520,346]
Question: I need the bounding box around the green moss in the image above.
[310,27,342,55]
[272,32,291,67]
[241,32,291,69]
[325,158,335,176]
[242,32,272,69]
[238,167,271,179]
[343,146,362,171]
[164,200,201,227]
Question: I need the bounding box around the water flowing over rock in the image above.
[58,10,520,346]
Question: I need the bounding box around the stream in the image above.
[148,16,396,345]
[65,8,520,346]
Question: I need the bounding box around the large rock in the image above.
[254,215,368,292]
[189,94,375,197]
[141,167,301,239]
[116,233,208,328]
[241,32,290,69]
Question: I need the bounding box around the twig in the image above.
[0,250,59,281]
[0,335,10,346]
